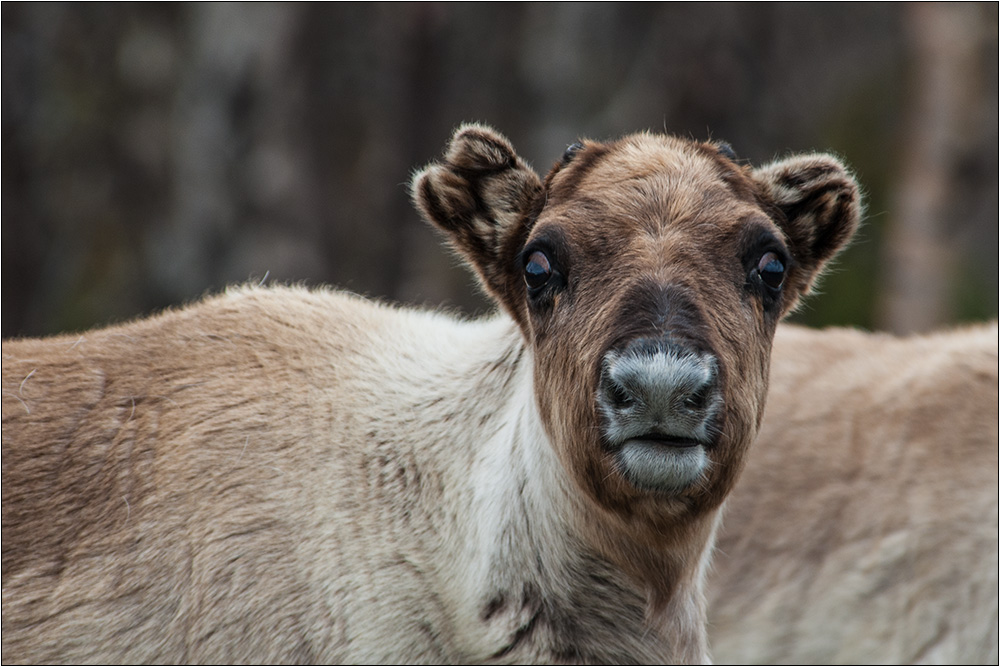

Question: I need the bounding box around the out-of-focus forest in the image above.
[2,3,997,338]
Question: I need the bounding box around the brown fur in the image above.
[709,322,999,664]
[3,124,859,663]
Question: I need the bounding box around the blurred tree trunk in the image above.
[878,3,981,334]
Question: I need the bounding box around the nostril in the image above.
[683,386,711,412]
[609,381,635,410]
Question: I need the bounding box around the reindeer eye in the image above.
[524,251,553,291]
[757,252,785,290]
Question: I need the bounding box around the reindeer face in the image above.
[414,125,859,520]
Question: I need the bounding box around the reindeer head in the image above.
[413,124,859,526]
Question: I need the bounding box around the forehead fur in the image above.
[545,133,766,231]
[536,134,781,286]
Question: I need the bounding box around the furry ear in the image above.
[412,124,543,312]
[752,154,862,313]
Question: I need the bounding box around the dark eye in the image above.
[757,252,785,290]
[524,250,553,291]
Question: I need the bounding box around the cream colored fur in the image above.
[709,322,999,665]
[2,286,668,663]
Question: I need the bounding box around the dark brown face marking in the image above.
[413,124,860,526]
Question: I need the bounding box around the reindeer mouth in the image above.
[625,434,704,449]
[613,436,709,494]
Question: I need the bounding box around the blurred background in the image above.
[3,3,997,338]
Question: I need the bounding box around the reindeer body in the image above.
[2,125,859,664]
[3,288,658,663]
[709,323,999,665]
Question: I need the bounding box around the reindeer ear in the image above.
[752,154,862,313]
[412,124,543,310]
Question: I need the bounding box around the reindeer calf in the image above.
[2,125,859,664]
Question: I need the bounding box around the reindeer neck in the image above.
[427,320,714,663]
